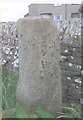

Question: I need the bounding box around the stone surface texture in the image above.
[16,17,62,116]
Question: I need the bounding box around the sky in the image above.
[1,0,82,22]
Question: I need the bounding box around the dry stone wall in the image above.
[57,18,82,107]
[1,22,19,71]
[1,18,82,108]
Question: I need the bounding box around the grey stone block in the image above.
[68,56,81,65]
[68,85,81,99]
[61,70,81,77]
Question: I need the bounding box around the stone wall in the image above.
[1,22,19,71]
[57,18,82,107]
[1,18,82,108]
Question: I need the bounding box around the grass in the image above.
[57,106,82,118]
[1,67,83,119]
[2,67,19,118]
[2,68,19,110]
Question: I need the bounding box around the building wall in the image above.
[29,4,53,17]
[53,5,66,20]
[67,4,81,20]
[29,4,81,20]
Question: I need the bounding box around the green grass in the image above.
[1,67,83,119]
[57,106,82,118]
[2,68,19,110]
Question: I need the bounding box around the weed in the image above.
[2,68,83,119]
[2,68,19,110]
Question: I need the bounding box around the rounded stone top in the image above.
[16,17,57,31]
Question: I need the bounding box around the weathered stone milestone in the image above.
[1,18,82,110]
[16,17,62,116]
